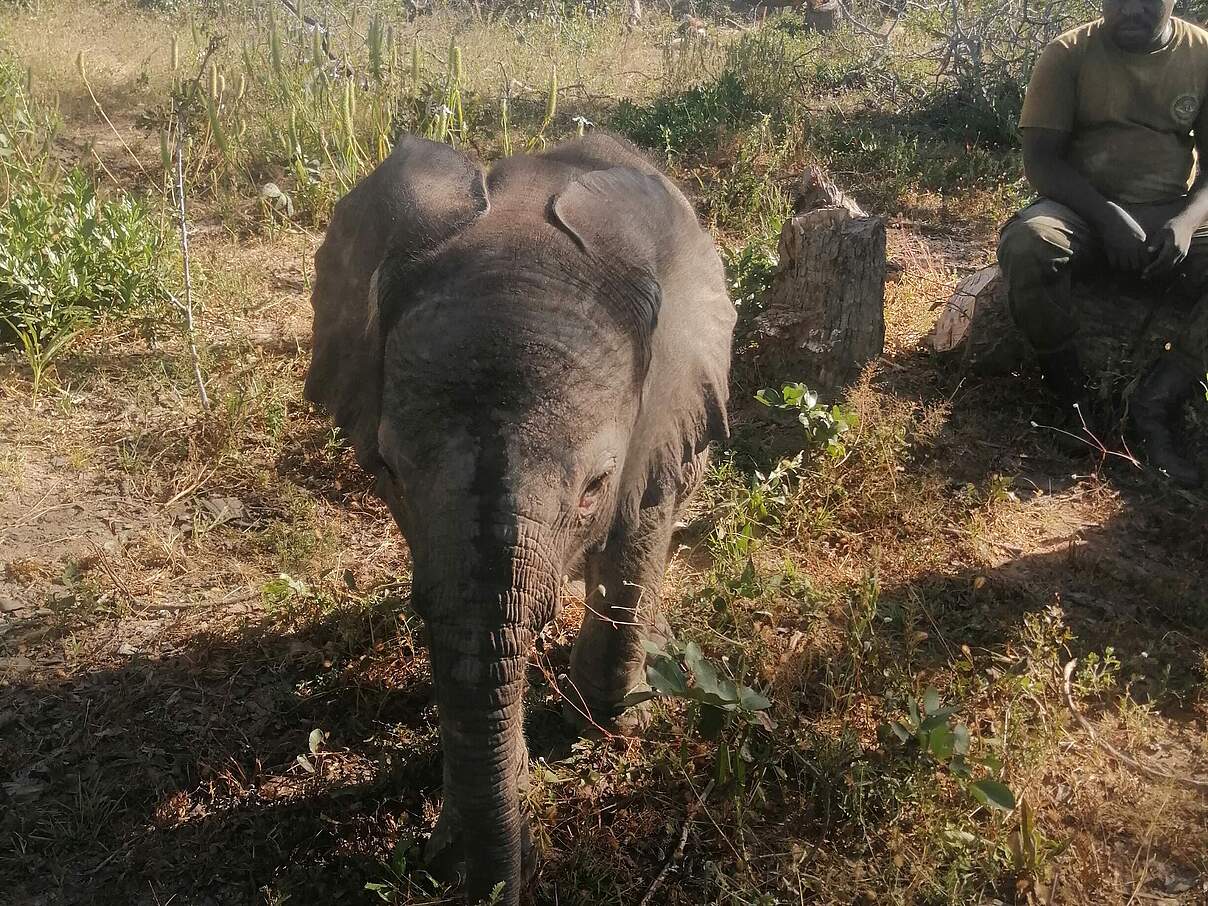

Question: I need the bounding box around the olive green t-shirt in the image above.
[1020,17,1208,204]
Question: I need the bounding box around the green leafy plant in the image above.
[0,170,170,340]
[1006,797,1070,899]
[627,638,775,792]
[1073,646,1120,696]
[295,726,327,776]
[723,235,778,314]
[612,71,754,157]
[363,831,445,904]
[260,572,315,609]
[707,453,805,570]
[1,317,85,398]
[756,382,860,460]
[627,638,774,735]
[880,687,1016,812]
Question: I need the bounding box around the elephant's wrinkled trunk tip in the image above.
[428,619,531,906]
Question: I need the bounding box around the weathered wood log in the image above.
[752,167,887,392]
[933,264,1190,403]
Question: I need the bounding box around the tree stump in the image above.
[752,167,887,392]
[933,264,1194,406]
[744,0,840,31]
[803,0,840,31]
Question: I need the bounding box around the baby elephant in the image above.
[305,133,735,904]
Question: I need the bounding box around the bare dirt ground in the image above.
[2,13,1207,905]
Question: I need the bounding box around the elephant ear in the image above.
[304,136,488,472]
[552,167,673,370]
[553,166,735,523]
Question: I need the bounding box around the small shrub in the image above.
[706,453,807,569]
[699,117,793,236]
[756,382,860,461]
[726,18,877,109]
[628,637,774,792]
[723,235,778,312]
[879,687,1017,813]
[0,170,171,340]
[1,55,168,348]
[628,638,773,735]
[611,71,755,156]
[0,56,59,188]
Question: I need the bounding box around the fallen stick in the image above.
[638,778,716,906]
[1062,659,1208,792]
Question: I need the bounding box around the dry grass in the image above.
[2,3,1207,906]
[3,3,176,114]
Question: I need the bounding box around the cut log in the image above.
[932,266,1024,374]
[933,264,1192,403]
[752,167,887,392]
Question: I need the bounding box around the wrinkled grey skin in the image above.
[304,133,735,905]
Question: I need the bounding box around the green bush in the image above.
[0,57,58,183]
[756,382,860,461]
[611,71,756,156]
[805,111,1021,205]
[1,58,170,342]
[0,170,171,338]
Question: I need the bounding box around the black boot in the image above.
[1035,349,1098,451]
[1132,357,1203,488]
[1036,349,1090,410]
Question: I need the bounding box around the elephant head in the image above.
[305,134,733,904]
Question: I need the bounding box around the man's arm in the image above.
[1022,127,1151,273]
[1145,130,1208,277]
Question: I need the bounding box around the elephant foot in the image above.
[423,805,538,890]
[561,613,674,737]
[559,673,653,738]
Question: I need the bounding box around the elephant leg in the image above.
[566,451,708,735]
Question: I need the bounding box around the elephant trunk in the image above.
[429,621,528,905]
[425,526,555,906]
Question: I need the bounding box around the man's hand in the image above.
[1144,213,1198,279]
[1022,129,1150,274]
[1096,202,1150,274]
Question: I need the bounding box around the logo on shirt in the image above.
[1172,94,1200,126]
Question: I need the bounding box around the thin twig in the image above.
[543,664,618,741]
[87,542,139,606]
[162,464,217,509]
[1062,660,1208,791]
[88,147,123,188]
[638,779,716,906]
[172,118,209,412]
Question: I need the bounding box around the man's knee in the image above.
[997,215,1072,279]
[997,210,1081,352]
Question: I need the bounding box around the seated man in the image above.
[998,0,1208,487]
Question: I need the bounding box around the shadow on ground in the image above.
[0,604,445,906]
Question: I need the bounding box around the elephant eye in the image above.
[578,473,609,517]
